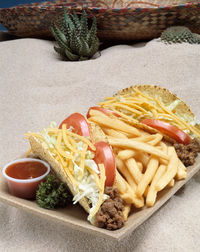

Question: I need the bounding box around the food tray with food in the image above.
[0,159,199,241]
[1,85,200,241]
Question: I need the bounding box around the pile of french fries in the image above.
[88,109,187,220]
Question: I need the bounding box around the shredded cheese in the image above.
[106,108,138,123]
[46,128,96,151]
[25,132,45,141]
[27,123,107,224]
[53,148,78,187]
[62,124,77,153]
[152,109,157,119]
[86,166,101,189]
[133,87,155,101]
[88,164,106,221]
[156,99,200,138]
[99,88,200,139]
[67,134,77,150]
[56,131,73,160]
[108,103,142,115]
[78,143,88,181]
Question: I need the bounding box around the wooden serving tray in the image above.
[0,156,200,241]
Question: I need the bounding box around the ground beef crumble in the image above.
[95,187,125,230]
[174,138,200,166]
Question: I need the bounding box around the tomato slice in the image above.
[94,142,116,187]
[87,106,120,118]
[141,119,191,145]
[59,113,91,137]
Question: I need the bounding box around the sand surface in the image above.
[0,38,200,252]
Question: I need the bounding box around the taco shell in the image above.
[28,122,108,214]
[114,85,200,141]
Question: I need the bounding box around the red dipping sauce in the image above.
[6,161,48,180]
[2,158,50,199]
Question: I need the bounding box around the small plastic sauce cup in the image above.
[2,158,50,199]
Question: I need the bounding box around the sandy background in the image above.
[0,37,200,251]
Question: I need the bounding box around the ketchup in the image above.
[6,161,47,180]
[3,159,50,199]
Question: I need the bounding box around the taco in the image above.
[96,84,200,144]
[26,113,126,230]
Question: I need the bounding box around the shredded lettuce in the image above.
[85,159,99,174]
[72,167,108,219]
[166,100,181,111]
[76,141,84,151]
[35,123,109,224]
[72,154,108,222]
[115,95,125,102]
[85,150,95,160]
[48,121,57,128]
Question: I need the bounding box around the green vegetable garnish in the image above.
[36,174,72,209]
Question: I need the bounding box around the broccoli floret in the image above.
[36,174,72,209]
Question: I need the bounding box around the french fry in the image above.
[137,162,143,173]
[89,116,141,136]
[103,128,128,139]
[135,152,150,168]
[144,186,149,198]
[108,138,169,160]
[175,159,187,180]
[112,129,133,138]
[129,134,156,142]
[159,158,168,166]
[88,108,109,118]
[126,184,144,208]
[157,142,169,166]
[125,158,143,184]
[115,169,128,194]
[136,156,159,197]
[103,108,139,126]
[89,102,188,211]
[159,141,168,153]
[120,192,136,205]
[156,144,168,166]
[112,148,118,155]
[116,170,144,208]
[112,147,121,155]
[123,204,131,221]
[137,129,150,136]
[118,149,136,160]
[156,146,179,191]
[116,157,137,190]
[118,149,149,168]
[148,133,163,146]
[167,179,175,187]
[146,164,166,207]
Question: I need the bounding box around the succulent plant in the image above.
[50,10,99,61]
[161,26,200,44]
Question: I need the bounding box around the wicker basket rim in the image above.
[0,1,199,11]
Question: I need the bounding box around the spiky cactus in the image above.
[161,26,200,44]
[50,10,99,61]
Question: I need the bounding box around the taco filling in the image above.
[98,85,200,141]
[26,122,109,224]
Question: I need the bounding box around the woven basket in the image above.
[0,0,200,41]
